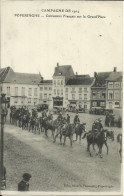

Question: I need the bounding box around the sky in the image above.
[1,1,123,79]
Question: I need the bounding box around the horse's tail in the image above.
[82,132,87,139]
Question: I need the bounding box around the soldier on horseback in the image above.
[66,114,70,124]
[42,110,47,118]
[57,112,63,123]
[74,113,80,125]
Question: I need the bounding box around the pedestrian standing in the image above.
[18,173,32,191]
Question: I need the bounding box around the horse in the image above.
[117,133,122,163]
[42,118,58,139]
[34,118,40,134]
[92,129,114,154]
[54,123,75,147]
[73,123,86,144]
[29,117,35,132]
[82,129,107,158]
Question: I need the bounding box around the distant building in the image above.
[52,63,74,108]
[39,79,53,109]
[91,71,111,108]
[66,74,94,110]
[106,67,123,109]
[0,67,41,107]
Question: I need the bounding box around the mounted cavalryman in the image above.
[74,113,80,125]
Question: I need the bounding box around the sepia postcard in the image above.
[0,0,123,196]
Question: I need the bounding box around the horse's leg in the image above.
[79,134,81,145]
[60,134,62,145]
[99,145,103,158]
[63,136,66,146]
[73,134,78,142]
[104,141,108,155]
[70,136,73,147]
[45,128,48,137]
[119,144,122,163]
[92,144,95,151]
[88,143,91,156]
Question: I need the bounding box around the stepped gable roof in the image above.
[53,65,74,80]
[66,76,94,86]
[1,66,41,84]
[92,72,111,87]
[105,71,123,82]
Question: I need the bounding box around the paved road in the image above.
[4,112,122,192]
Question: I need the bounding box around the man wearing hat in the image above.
[74,113,80,125]
[18,173,31,191]
[98,118,103,131]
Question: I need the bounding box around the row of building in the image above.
[0,64,123,110]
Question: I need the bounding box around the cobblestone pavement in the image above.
[3,112,122,192]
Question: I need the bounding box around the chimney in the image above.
[94,72,97,78]
[57,62,59,67]
[113,67,117,72]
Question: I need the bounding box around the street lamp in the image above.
[0,93,7,190]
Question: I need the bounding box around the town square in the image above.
[0,64,122,192]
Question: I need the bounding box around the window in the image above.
[79,94,82,99]
[79,88,82,91]
[34,98,37,104]
[61,80,63,85]
[57,89,59,95]
[40,93,43,99]
[34,88,37,96]
[92,92,96,98]
[49,94,52,99]
[57,80,60,85]
[65,94,68,100]
[97,92,100,99]
[109,102,112,109]
[28,98,31,104]
[108,92,113,100]
[40,87,43,91]
[102,92,105,99]
[115,101,119,107]
[15,87,18,96]
[84,94,87,100]
[61,89,63,95]
[100,102,105,106]
[7,87,10,95]
[114,82,120,88]
[44,87,47,90]
[44,94,47,99]
[72,94,75,100]
[49,87,52,90]
[108,82,113,89]
[114,91,119,99]
[72,88,75,91]
[22,87,25,96]
[92,101,97,106]
[54,89,56,95]
[28,88,32,96]
[14,97,18,104]
[54,80,56,85]
[84,88,87,92]
[65,88,68,92]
